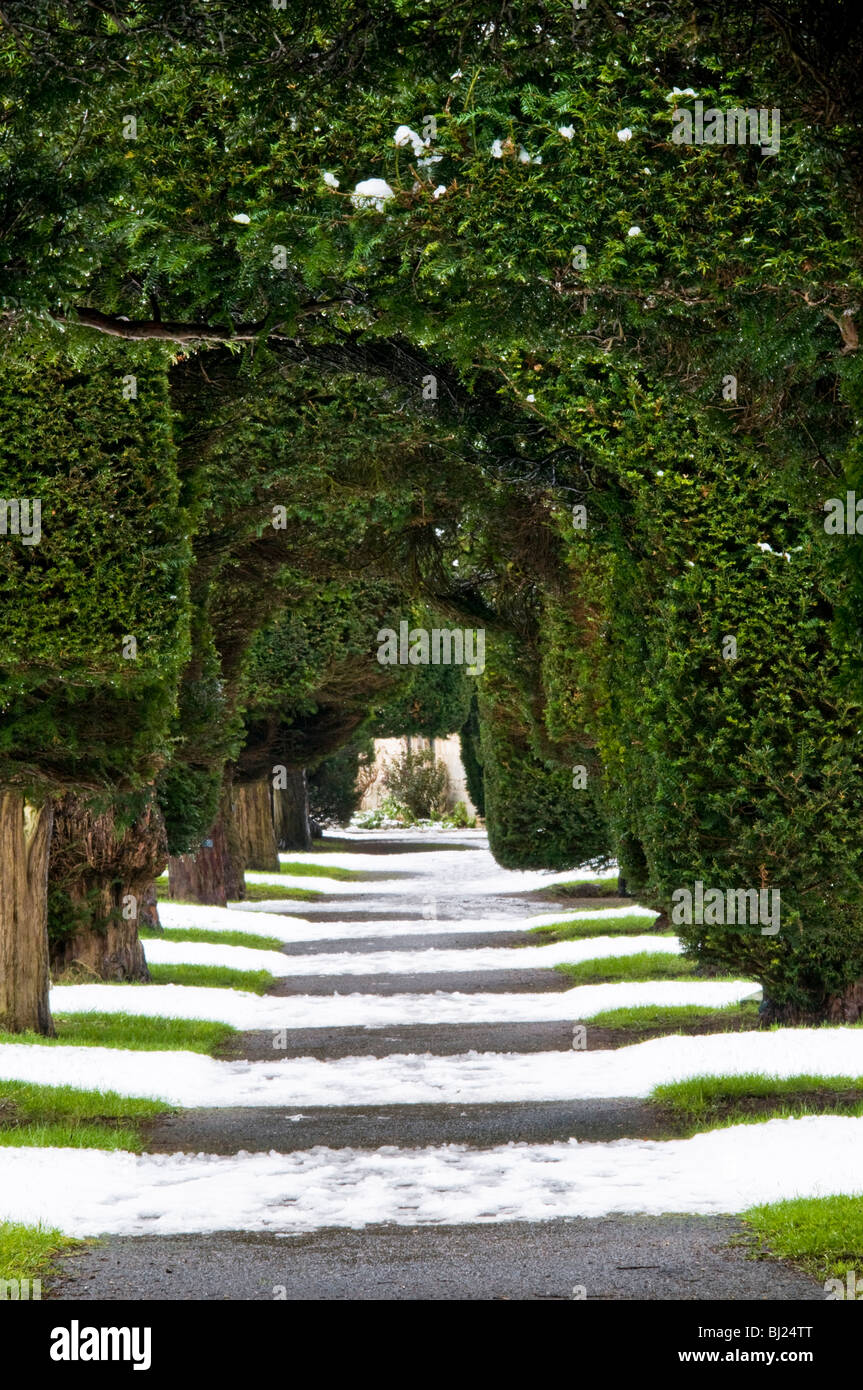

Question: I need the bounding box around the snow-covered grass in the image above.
[142,933,680,979]
[1,1115,863,1236]
[138,929,685,981]
[3,1028,863,1109]
[46,979,762,1032]
[159,902,321,941]
[143,937,291,976]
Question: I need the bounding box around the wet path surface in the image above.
[52,1219,822,1302]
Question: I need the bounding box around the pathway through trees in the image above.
[51,831,822,1302]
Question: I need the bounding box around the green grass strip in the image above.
[555,951,697,984]
[651,1072,863,1122]
[0,1079,168,1153]
[277,860,381,881]
[0,1013,237,1055]
[142,926,284,952]
[0,1222,79,1285]
[535,878,621,896]
[588,1001,760,1029]
[155,875,322,903]
[239,882,322,902]
[741,1196,863,1286]
[530,914,659,941]
[146,963,274,993]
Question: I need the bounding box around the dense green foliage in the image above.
[479,633,612,871]
[308,737,373,827]
[0,335,189,794]
[2,2,863,1019]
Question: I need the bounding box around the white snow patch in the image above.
[144,933,678,979]
[3,1028,861,1110]
[1,1116,862,1236]
[48,979,757,1032]
[159,902,311,942]
[351,179,395,210]
[142,937,292,975]
[394,125,425,156]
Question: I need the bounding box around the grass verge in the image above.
[535,878,621,898]
[650,1072,863,1134]
[238,882,322,902]
[0,1080,168,1152]
[555,952,697,984]
[277,860,388,881]
[142,926,284,952]
[588,1001,760,1030]
[0,1221,80,1285]
[530,914,659,941]
[155,874,322,903]
[741,1196,863,1286]
[0,1013,236,1055]
[147,963,274,993]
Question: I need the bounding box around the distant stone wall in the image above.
[358,734,478,816]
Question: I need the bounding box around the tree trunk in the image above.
[274,770,312,852]
[827,980,863,1023]
[139,882,161,931]
[236,778,280,869]
[48,792,167,982]
[166,782,245,905]
[0,792,54,1035]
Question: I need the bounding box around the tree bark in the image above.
[826,980,863,1023]
[235,779,280,870]
[166,782,245,905]
[48,793,167,981]
[273,770,312,852]
[139,882,161,931]
[0,792,54,1035]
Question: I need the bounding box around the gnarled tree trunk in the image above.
[167,781,245,905]
[0,791,54,1035]
[48,792,167,981]
[760,981,863,1027]
[274,770,312,852]
[235,778,280,870]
